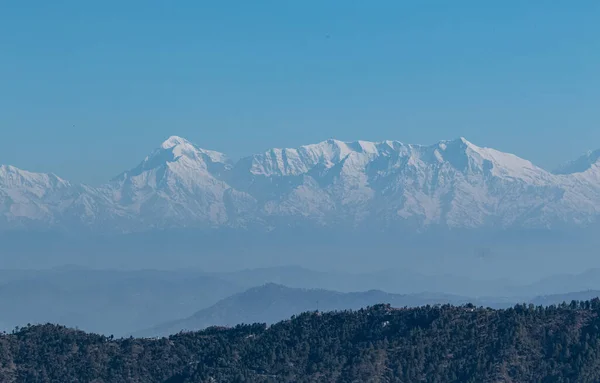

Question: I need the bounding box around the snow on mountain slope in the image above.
[0,165,118,229]
[1,137,600,232]
[0,165,70,224]
[243,139,381,177]
[104,136,237,229]
[550,150,600,224]
[339,138,561,228]
[554,149,600,175]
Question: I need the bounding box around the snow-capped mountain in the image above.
[2,136,600,233]
[0,165,124,231]
[105,136,233,229]
[0,165,71,227]
[554,149,600,175]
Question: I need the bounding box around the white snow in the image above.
[161,136,189,150]
[2,136,600,232]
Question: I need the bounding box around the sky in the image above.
[1,0,599,185]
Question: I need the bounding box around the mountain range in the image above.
[2,136,600,233]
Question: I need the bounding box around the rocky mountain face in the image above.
[2,136,600,233]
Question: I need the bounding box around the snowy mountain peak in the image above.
[0,164,29,176]
[0,164,17,177]
[158,136,201,161]
[434,138,549,183]
[241,137,549,181]
[111,136,230,185]
[244,139,388,177]
[0,164,68,188]
[161,136,190,150]
[554,149,600,175]
[159,136,229,165]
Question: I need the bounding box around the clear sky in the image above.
[1,0,599,184]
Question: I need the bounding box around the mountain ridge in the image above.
[2,136,600,232]
[138,282,600,338]
[135,282,491,337]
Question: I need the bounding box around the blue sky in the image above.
[1,0,599,184]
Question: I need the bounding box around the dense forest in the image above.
[3,301,600,382]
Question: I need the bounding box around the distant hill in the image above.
[531,290,600,306]
[522,268,600,296]
[210,265,514,296]
[137,283,511,337]
[4,302,600,382]
[0,269,242,336]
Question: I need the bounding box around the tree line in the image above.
[2,300,600,382]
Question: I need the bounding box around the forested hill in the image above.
[3,302,600,382]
